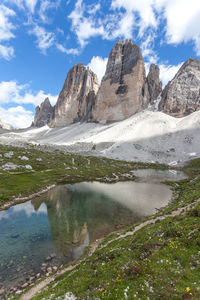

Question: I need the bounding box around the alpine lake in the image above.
[0,169,187,296]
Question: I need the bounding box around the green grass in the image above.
[29,203,200,300]
[0,144,168,208]
[15,158,200,300]
[4,146,200,299]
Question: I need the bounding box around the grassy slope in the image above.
[1,144,199,299]
[0,144,165,208]
[27,160,200,300]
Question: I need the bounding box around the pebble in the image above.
[29,276,35,281]
[45,256,52,262]
[50,253,56,259]
[36,273,41,278]
[47,267,52,273]
[21,283,28,289]
[0,288,5,295]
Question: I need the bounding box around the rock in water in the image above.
[159,58,200,117]
[51,63,99,127]
[146,64,162,103]
[91,40,148,123]
[34,98,53,127]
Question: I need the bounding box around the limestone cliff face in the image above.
[159,58,200,117]
[146,64,162,103]
[34,97,53,127]
[51,63,99,127]
[91,40,148,123]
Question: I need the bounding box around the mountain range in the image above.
[33,39,200,128]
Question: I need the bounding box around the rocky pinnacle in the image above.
[91,40,149,123]
[33,98,53,127]
[50,63,99,127]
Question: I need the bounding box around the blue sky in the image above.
[0,0,200,128]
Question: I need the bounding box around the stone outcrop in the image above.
[159,58,200,117]
[146,64,162,103]
[34,98,53,127]
[91,40,149,123]
[50,63,99,127]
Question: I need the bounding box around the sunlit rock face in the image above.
[34,97,54,127]
[159,58,200,117]
[91,40,149,123]
[50,63,99,127]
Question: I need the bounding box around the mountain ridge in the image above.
[33,40,200,128]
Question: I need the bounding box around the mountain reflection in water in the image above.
[31,183,142,255]
[0,174,178,293]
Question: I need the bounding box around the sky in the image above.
[0,0,200,128]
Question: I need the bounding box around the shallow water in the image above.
[0,169,186,294]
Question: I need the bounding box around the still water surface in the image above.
[0,169,186,293]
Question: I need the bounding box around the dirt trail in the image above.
[19,198,200,300]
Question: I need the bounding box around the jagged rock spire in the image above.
[50,63,99,127]
[91,40,148,123]
[34,97,53,127]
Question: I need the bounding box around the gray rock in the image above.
[21,283,28,289]
[146,64,162,103]
[4,151,14,158]
[2,162,19,170]
[50,63,99,127]
[159,58,200,117]
[34,97,54,127]
[18,155,29,161]
[0,288,5,295]
[25,165,32,170]
[92,40,149,122]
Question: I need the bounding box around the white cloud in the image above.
[0,4,15,60]
[0,4,15,41]
[0,80,58,128]
[111,12,134,40]
[0,44,14,60]
[0,105,33,128]
[159,62,183,86]
[68,0,200,57]
[87,56,108,83]
[68,0,105,47]
[29,24,55,53]
[111,0,157,36]
[39,0,61,23]
[56,43,80,55]
[0,81,57,106]
[25,0,37,13]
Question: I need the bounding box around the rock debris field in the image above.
[1,110,200,166]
